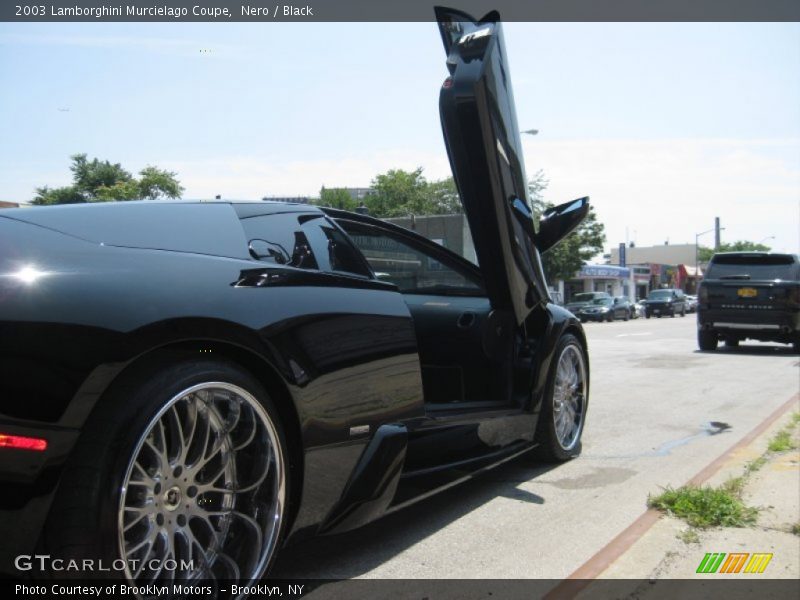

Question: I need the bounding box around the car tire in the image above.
[645,314,650,319]
[680,308,686,317]
[533,333,589,462]
[624,311,629,321]
[40,358,289,584]
[698,330,718,351]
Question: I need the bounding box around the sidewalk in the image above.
[592,405,799,584]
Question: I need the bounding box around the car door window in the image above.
[338,222,483,295]
[240,212,319,270]
[308,218,373,278]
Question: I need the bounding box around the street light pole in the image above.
[695,227,725,293]
[758,235,775,246]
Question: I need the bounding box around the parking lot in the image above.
[272,315,799,579]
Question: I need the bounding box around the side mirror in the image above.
[535,196,590,253]
[249,239,290,264]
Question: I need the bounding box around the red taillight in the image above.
[0,434,47,451]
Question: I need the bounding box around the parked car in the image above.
[613,296,634,320]
[0,7,593,587]
[643,288,687,318]
[697,252,800,351]
[565,291,612,314]
[549,290,564,306]
[685,294,698,313]
[578,296,631,322]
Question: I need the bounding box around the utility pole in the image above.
[714,217,721,250]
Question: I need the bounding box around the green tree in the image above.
[527,168,549,209]
[94,180,141,202]
[528,170,606,283]
[136,165,184,200]
[317,186,358,211]
[31,154,184,205]
[71,154,133,195]
[697,240,772,262]
[366,168,430,217]
[364,169,464,217]
[32,185,85,205]
[424,176,462,215]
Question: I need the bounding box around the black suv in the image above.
[643,288,687,318]
[697,252,800,351]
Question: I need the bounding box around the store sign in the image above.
[578,265,630,278]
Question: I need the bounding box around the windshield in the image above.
[592,298,612,306]
[648,290,673,300]
[706,254,799,281]
[573,293,599,302]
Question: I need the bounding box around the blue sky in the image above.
[1,21,798,253]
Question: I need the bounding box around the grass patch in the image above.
[648,479,758,528]
[721,476,746,495]
[792,522,800,536]
[745,455,767,473]
[791,412,800,425]
[768,429,797,452]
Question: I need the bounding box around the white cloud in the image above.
[144,137,800,255]
[169,150,453,199]
[0,32,241,59]
[526,137,800,254]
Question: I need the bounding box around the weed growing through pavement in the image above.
[648,477,758,529]
[768,429,797,452]
[658,412,799,541]
[677,528,700,544]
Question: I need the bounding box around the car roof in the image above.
[710,251,798,261]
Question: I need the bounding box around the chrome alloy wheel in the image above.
[552,344,587,451]
[118,382,285,585]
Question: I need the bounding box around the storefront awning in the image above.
[680,264,702,278]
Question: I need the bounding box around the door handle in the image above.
[457,311,477,329]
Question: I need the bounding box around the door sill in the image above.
[424,400,521,415]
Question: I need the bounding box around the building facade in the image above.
[562,264,631,302]
[609,243,697,266]
[384,213,476,264]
